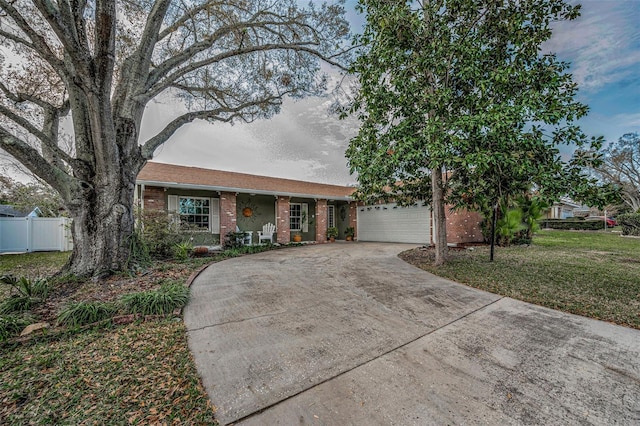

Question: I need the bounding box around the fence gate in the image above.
[0,217,73,253]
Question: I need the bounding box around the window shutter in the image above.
[302,203,309,232]
[210,198,220,234]
[167,195,178,213]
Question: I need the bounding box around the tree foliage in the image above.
[585,132,640,212]
[345,0,607,263]
[0,0,351,276]
[0,176,65,217]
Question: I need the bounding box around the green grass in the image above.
[0,321,216,425]
[400,230,640,329]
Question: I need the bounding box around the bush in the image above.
[57,301,118,327]
[223,230,247,250]
[540,219,604,231]
[173,241,194,261]
[119,283,189,315]
[617,213,640,236]
[0,315,32,341]
[137,209,182,259]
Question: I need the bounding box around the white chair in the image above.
[257,222,276,244]
[235,226,252,245]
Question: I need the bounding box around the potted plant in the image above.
[292,232,302,243]
[326,226,339,242]
[345,227,355,241]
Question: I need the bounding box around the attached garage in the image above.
[357,202,431,244]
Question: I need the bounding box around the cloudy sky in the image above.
[149,0,640,186]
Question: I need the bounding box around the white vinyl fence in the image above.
[0,217,73,253]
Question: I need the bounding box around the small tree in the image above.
[345,0,599,265]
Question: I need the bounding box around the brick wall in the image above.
[276,196,290,243]
[219,192,237,236]
[315,199,328,243]
[446,207,484,244]
[142,186,165,211]
[348,202,358,239]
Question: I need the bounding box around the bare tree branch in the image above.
[0,0,67,72]
[140,94,286,159]
[0,126,77,193]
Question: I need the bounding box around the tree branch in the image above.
[0,104,76,166]
[145,42,341,101]
[0,126,75,193]
[140,95,285,159]
[0,0,67,72]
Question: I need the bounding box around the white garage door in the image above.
[357,202,431,244]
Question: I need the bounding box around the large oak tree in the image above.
[346,0,601,264]
[0,0,351,276]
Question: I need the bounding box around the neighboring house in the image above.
[136,162,483,245]
[545,197,587,219]
[0,205,41,218]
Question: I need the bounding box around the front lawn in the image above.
[400,230,640,329]
[0,320,215,424]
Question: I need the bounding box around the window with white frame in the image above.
[179,197,210,229]
[328,205,336,228]
[290,203,308,232]
[167,195,220,233]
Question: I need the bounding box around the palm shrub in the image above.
[119,282,189,315]
[517,195,548,241]
[496,207,526,246]
[0,275,49,314]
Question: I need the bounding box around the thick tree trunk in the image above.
[64,173,138,277]
[431,166,448,266]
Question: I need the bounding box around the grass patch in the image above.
[56,300,119,327]
[120,283,189,315]
[0,320,216,424]
[0,252,69,279]
[400,230,640,329]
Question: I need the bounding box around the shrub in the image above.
[119,283,189,315]
[137,209,182,259]
[223,230,246,250]
[173,241,194,261]
[326,226,339,239]
[125,229,151,270]
[539,219,604,231]
[0,315,32,341]
[57,301,118,327]
[617,213,640,236]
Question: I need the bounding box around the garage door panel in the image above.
[357,203,430,244]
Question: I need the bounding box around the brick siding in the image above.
[276,196,290,243]
[315,200,328,243]
[219,192,237,236]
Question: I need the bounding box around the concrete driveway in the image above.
[184,243,640,425]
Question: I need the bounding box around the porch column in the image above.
[276,196,291,243]
[219,192,237,237]
[349,202,358,240]
[315,199,328,243]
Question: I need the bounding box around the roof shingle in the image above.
[137,162,355,200]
